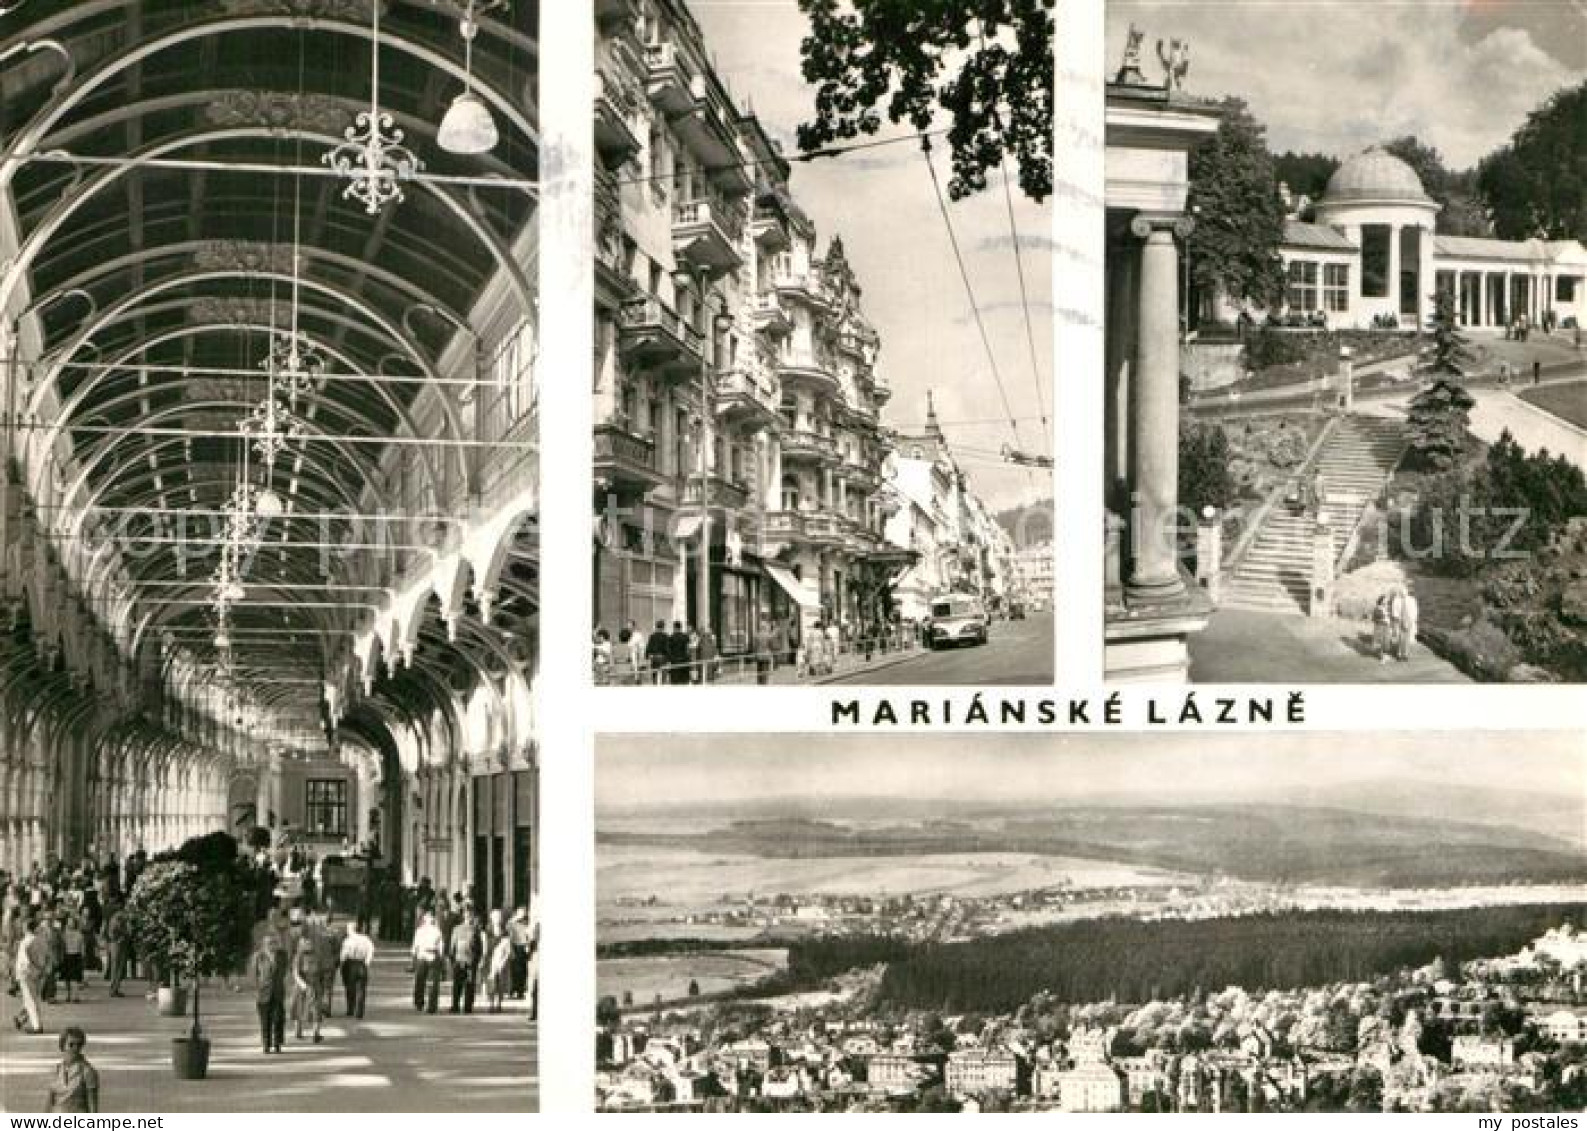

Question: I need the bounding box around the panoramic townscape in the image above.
[595,734,1587,1112]
[1101,2,1586,684]
[590,0,1055,687]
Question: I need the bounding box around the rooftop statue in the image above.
[1157,37,1191,92]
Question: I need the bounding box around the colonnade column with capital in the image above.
[1126,213,1193,602]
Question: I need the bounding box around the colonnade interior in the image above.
[0,0,540,910]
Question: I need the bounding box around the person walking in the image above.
[1386,586,1407,665]
[486,928,512,1014]
[666,621,692,686]
[12,917,45,1034]
[448,912,481,1014]
[1534,359,1542,386]
[290,934,323,1043]
[44,1026,98,1112]
[338,918,374,1019]
[103,904,127,998]
[59,914,85,1003]
[697,630,718,684]
[250,934,287,1054]
[411,912,443,1014]
[1397,590,1420,662]
[1371,592,1392,663]
[507,907,530,999]
[643,620,670,685]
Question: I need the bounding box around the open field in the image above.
[598,947,788,1004]
[1519,378,1587,430]
[598,842,1192,926]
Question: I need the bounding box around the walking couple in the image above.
[1371,585,1419,663]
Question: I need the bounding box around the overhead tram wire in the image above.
[917,133,1032,489]
[611,127,953,189]
[999,151,1049,458]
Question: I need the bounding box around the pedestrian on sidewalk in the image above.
[1397,590,1419,662]
[338,917,374,1018]
[59,913,84,1002]
[251,934,287,1054]
[291,934,323,1043]
[507,906,531,998]
[411,911,443,1013]
[486,928,512,1014]
[1533,359,1542,386]
[12,917,45,1033]
[1371,593,1392,663]
[103,903,126,997]
[643,620,669,685]
[697,630,719,683]
[666,621,692,685]
[449,911,481,1014]
[44,1026,98,1113]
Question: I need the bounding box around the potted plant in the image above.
[122,837,254,1080]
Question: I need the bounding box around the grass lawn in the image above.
[1518,379,1587,430]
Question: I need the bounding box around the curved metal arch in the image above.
[0,11,538,193]
[35,86,523,187]
[30,238,471,340]
[52,402,389,552]
[23,268,462,476]
[37,321,446,512]
[78,463,397,629]
[2,125,535,341]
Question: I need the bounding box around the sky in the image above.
[1107,0,1586,169]
[597,730,1585,817]
[685,0,1055,513]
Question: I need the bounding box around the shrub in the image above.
[1180,422,1236,512]
[1243,326,1311,371]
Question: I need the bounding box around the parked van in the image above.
[927,593,988,649]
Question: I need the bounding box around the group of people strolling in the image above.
[248,906,375,1051]
[408,886,537,1019]
[1371,585,1420,663]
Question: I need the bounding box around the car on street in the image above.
[928,593,989,649]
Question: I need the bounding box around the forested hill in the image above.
[875,903,1587,1013]
[598,806,1587,889]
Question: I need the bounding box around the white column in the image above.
[1386,225,1401,320]
[1127,214,1192,601]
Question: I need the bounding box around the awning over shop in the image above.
[764,563,819,609]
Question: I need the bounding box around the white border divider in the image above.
[537,0,595,1114]
[1054,0,1106,684]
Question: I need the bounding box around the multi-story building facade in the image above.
[885,395,1018,619]
[945,1047,1020,1098]
[592,0,900,656]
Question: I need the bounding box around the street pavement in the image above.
[825,611,1054,685]
[0,944,536,1113]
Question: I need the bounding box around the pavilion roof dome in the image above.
[1321,147,1434,205]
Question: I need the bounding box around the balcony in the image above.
[672,198,743,275]
[749,292,791,335]
[801,513,845,545]
[776,347,841,397]
[595,0,641,29]
[771,264,831,310]
[593,70,642,169]
[836,327,871,359]
[752,200,791,252]
[779,429,840,464]
[644,42,694,115]
[593,423,665,499]
[617,296,704,376]
[682,473,751,512]
[837,460,882,491]
[714,364,780,425]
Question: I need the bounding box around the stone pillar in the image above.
[1310,515,1334,618]
[1126,214,1191,602]
[1195,509,1222,603]
[1386,225,1400,320]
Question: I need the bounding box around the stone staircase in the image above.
[1221,415,1406,614]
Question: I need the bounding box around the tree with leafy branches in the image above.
[122,848,254,1044]
[1477,82,1587,242]
[1186,98,1287,312]
[794,0,1055,202]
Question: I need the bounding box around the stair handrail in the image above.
[1221,414,1342,577]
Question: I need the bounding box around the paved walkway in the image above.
[0,945,536,1113]
[1362,377,1587,469]
[1190,607,1470,683]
